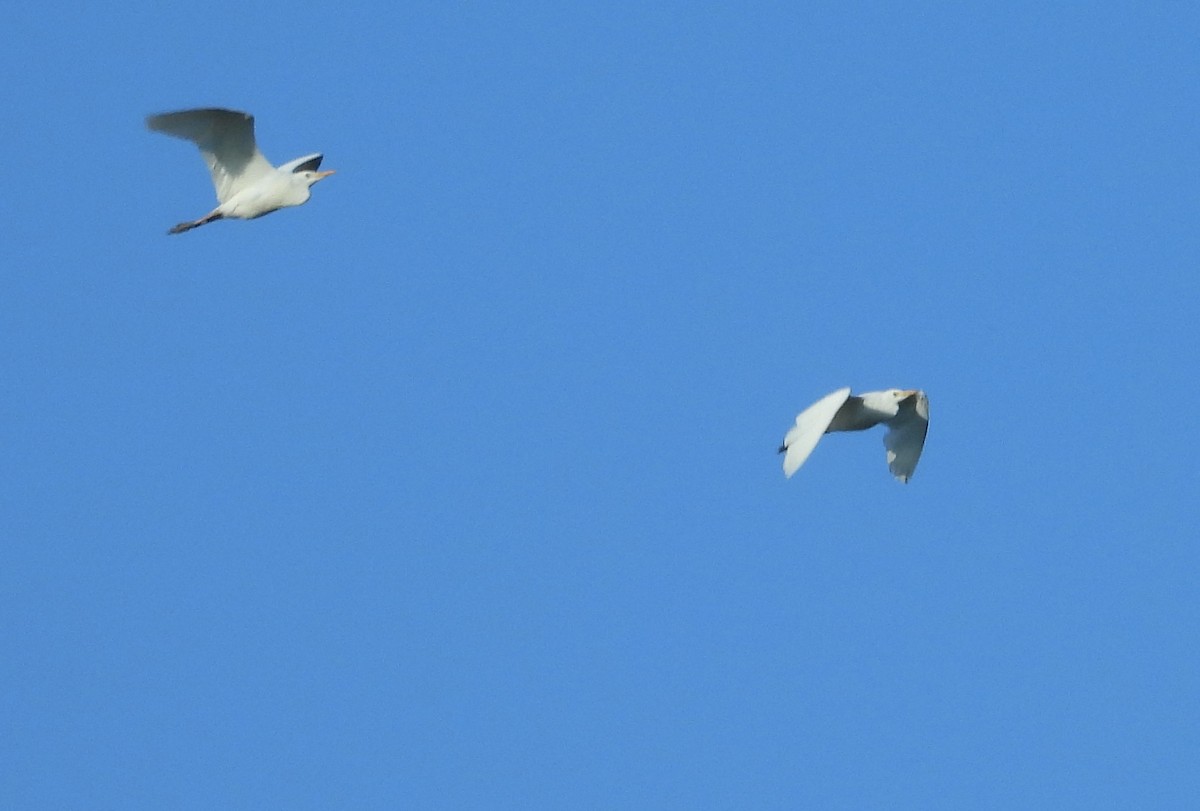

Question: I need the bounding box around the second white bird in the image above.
[779,388,929,482]
[146,107,335,235]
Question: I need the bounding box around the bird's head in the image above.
[862,389,921,416]
[299,169,336,187]
[891,389,927,420]
[890,389,923,411]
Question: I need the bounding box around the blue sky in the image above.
[3,2,1198,808]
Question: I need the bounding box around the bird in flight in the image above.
[146,107,335,234]
[779,387,930,482]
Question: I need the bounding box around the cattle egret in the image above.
[146,108,335,234]
[779,387,929,482]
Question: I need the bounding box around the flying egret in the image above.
[146,108,335,234]
[779,387,929,482]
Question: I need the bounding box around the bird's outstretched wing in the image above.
[146,108,276,203]
[884,391,929,482]
[780,387,851,478]
[278,153,324,173]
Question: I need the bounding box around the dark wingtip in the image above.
[291,155,324,173]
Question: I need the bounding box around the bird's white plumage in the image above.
[147,109,275,203]
[780,387,929,482]
[146,107,334,234]
[781,387,852,477]
[883,391,929,483]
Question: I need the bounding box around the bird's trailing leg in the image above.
[167,210,224,235]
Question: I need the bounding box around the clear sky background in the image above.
[3,2,1198,808]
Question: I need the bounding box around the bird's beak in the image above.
[318,170,336,179]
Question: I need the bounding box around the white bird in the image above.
[779,387,930,482]
[146,108,335,234]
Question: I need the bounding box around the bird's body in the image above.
[779,387,929,482]
[146,108,334,234]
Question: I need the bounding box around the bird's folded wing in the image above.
[146,108,276,203]
[781,387,851,478]
[884,392,929,482]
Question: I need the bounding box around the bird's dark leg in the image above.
[167,211,223,235]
